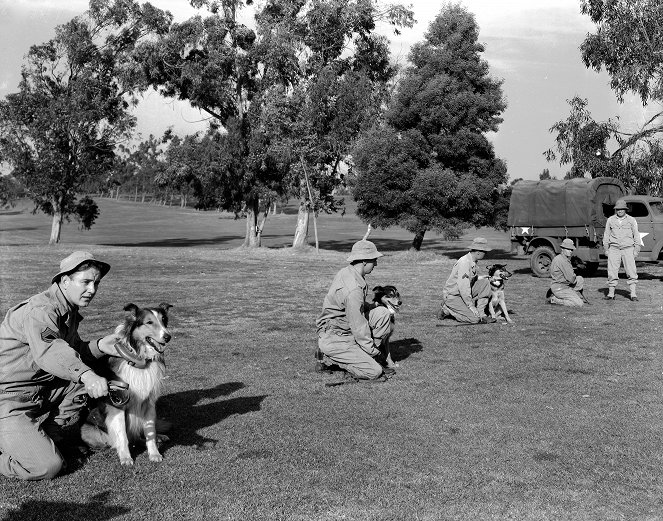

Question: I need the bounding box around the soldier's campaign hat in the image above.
[560,238,575,251]
[52,251,111,284]
[469,237,491,252]
[614,199,628,211]
[347,240,384,262]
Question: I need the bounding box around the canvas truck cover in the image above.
[507,177,625,228]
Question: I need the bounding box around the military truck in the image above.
[507,176,663,277]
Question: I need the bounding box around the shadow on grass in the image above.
[390,337,424,363]
[100,235,242,248]
[1,491,129,521]
[159,382,267,449]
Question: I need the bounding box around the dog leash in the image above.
[73,380,131,408]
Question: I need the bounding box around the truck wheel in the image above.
[530,246,555,277]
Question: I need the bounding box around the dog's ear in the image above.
[123,303,139,318]
[372,286,383,293]
[159,302,173,313]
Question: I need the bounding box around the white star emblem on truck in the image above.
[639,232,649,246]
[520,227,530,234]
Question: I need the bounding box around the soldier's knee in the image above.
[36,453,64,480]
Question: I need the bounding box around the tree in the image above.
[353,3,507,250]
[576,0,663,194]
[0,0,171,243]
[257,0,413,248]
[544,96,621,180]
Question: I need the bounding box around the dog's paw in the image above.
[149,453,163,463]
[120,457,134,466]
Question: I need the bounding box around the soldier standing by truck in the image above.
[603,199,640,301]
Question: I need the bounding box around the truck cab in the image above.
[620,195,663,262]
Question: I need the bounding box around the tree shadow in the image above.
[2,491,129,521]
[100,235,241,248]
[390,337,424,363]
[157,382,267,449]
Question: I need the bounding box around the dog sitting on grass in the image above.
[370,285,402,369]
[486,264,513,323]
[81,303,172,466]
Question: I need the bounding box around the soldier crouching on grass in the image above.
[438,237,495,324]
[547,238,585,307]
[0,251,120,480]
[314,240,395,382]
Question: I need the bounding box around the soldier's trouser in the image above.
[550,276,584,307]
[0,380,84,481]
[442,278,492,324]
[607,246,637,293]
[317,309,393,380]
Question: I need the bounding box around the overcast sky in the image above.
[0,0,652,181]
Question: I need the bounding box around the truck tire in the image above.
[530,245,555,277]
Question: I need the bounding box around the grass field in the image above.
[2,199,663,520]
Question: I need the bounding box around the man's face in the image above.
[474,251,486,260]
[616,208,627,218]
[363,259,377,274]
[562,248,573,258]
[61,267,102,307]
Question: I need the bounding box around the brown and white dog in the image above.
[486,264,513,323]
[371,285,402,369]
[81,303,172,466]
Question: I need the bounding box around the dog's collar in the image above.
[114,342,149,369]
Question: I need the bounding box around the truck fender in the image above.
[525,236,560,255]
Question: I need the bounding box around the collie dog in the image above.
[370,285,402,370]
[81,303,172,466]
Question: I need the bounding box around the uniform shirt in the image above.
[603,214,640,254]
[549,253,577,289]
[315,265,379,357]
[0,283,103,393]
[443,252,477,307]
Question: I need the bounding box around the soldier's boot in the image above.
[629,286,638,302]
[604,288,615,300]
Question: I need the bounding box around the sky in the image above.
[0,0,653,182]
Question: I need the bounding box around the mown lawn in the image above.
[1,199,663,520]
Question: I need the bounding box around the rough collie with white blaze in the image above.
[81,302,172,466]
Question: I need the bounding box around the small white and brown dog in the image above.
[486,264,513,323]
[81,303,172,466]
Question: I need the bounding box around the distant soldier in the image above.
[548,239,585,307]
[603,199,640,301]
[439,237,495,324]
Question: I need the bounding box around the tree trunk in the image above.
[134,185,138,202]
[49,201,63,244]
[243,199,261,248]
[292,200,310,248]
[410,229,426,251]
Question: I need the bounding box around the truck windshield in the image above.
[650,201,663,216]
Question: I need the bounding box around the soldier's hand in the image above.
[470,306,480,317]
[80,371,109,399]
[97,334,121,357]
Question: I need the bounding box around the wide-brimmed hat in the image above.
[614,199,628,211]
[347,240,384,262]
[469,237,491,252]
[52,251,111,284]
[560,238,575,251]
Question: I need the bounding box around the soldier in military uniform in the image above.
[548,239,585,307]
[439,237,495,324]
[315,240,394,381]
[0,251,119,480]
[603,199,640,301]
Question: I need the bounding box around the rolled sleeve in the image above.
[23,310,93,382]
[345,288,379,357]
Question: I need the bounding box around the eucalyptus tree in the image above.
[137,0,412,247]
[0,0,171,243]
